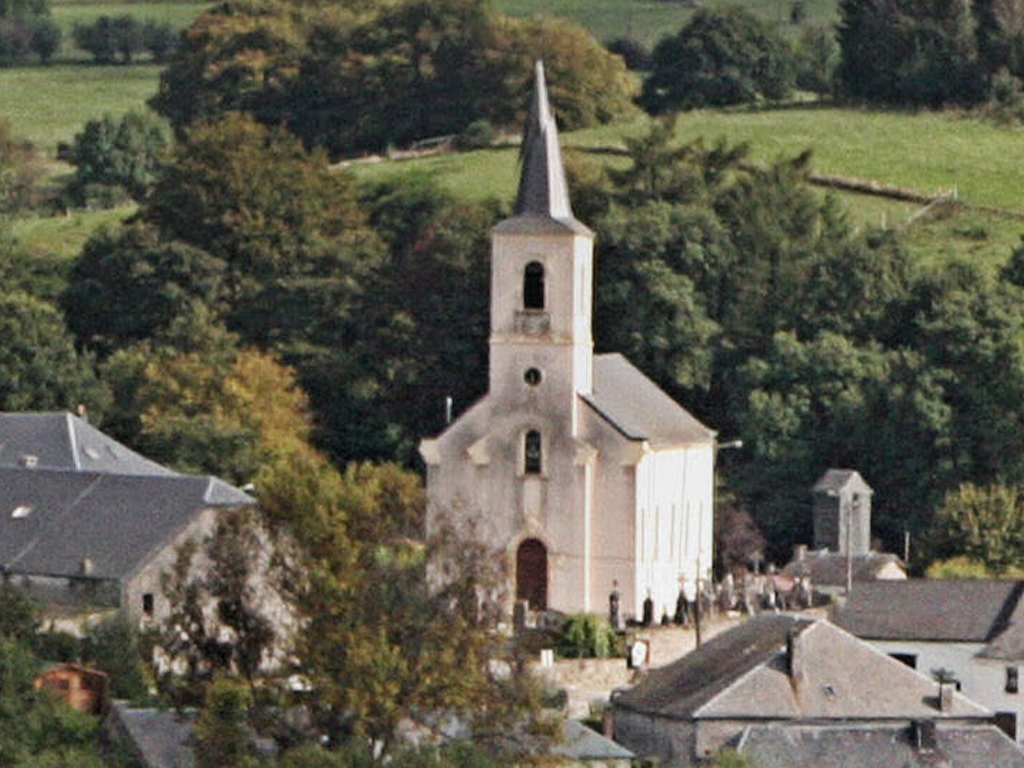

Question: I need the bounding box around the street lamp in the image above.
[697,438,743,647]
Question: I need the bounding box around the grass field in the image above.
[0,64,162,151]
[348,106,1024,270]
[494,0,838,47]
[11,206,133,260]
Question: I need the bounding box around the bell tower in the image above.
[488,62,595,428]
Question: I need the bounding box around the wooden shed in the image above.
[33,663,110,715]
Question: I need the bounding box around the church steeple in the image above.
[500,61,589,234]
[514,61,572,220]
[488,59,594,404]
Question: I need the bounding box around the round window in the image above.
[524,368,542,386]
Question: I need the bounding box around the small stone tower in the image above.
[812,469,873,555]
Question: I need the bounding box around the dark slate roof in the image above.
[737,723,1024,768]
[781,551,906,587]
[831,579,1024,642]
[550,721,635,761]
[0,412,176,476]
[582,354,715,448]
[493,61,591,237]
[0,467,252,582]
[812,468,872,495]
[612,614,813,718]
[109,703,196,768]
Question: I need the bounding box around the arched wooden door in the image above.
[516,538,548,610]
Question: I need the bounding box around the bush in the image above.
[0,18,30,64]
[67,111,168,206]
[555,614,620,659]
[27,16,59,62]
[454,120,494,150]
[74,14,144,63]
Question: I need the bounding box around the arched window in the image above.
[524,430,542,475]
[524,262,545,309]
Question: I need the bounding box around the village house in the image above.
[832,579,1024,745]
[609,614,1019,766]
[0,411,254,626]
[419,63,717,621]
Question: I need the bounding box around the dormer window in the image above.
[524,430,542,475]
[524,262,545,309]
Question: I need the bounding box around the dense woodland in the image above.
[4,0,1024,760]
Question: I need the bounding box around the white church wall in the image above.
[634,446,715,621]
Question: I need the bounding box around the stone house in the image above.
[833,579,1024,745]
[610,614,1002,766]
[0,412,254,625]
[420,63,717,621]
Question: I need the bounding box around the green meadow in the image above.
[493,0,838,47]
[0,64,163,152]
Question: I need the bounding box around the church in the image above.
[419,63,717,622]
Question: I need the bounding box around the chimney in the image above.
[794,544,808,562]
[80,558,93,576]
[939,681,955,712]
[18,455,38,469]
[786,628,805,695]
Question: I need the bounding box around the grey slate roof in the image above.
[0,467,252,581]
[612,614,813,718]
[781,551,906,587]
[583,353,715,448]
[0,412,175,476]
[613,616,987,721]
[832,580,1024,642]
[108,703,196,768]
[736,723,1024,768]
[812,468,872,495]
[493,61,591,237]
[550,720,635,761]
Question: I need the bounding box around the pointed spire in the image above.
[513,61,574,220]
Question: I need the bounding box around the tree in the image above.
[66,112,169,206]
[63,223,226,355]
[0,121,45,213]
[73,14,144,63]
[159,508,282,702]
[104,318,313,483]
[153,0,636,155]
[642,6,794,113]
[927,483,1024,573]
[81,611,149,700]
[27,16,59,63]
[193,680,260,768]
[256,453,547,761]
[143,113,383,345]
[0,291,108,415]
[836,0,982,105]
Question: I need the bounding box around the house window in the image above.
[142,593,154,616]
[524,262,545,309]
[1008,667,1019,694]
[524,430,542,475]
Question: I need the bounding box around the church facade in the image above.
[419,63,717,621]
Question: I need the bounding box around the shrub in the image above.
[27,16,59,62]
[454,120,494,150]
[555,613,620,659]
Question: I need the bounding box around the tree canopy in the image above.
[152,0,637,155]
